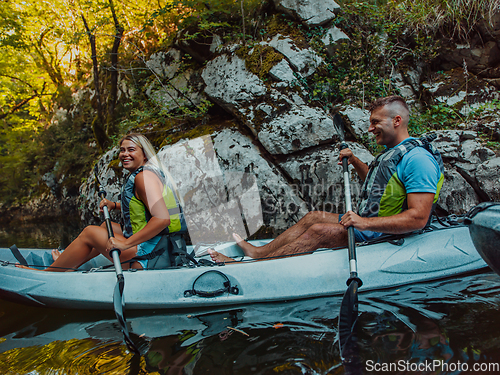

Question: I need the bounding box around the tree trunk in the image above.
[106,0,124,136]
[81,14,109,151]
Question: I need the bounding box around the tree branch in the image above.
[0,82,46,120]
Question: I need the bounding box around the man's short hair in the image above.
[368,95,409,113]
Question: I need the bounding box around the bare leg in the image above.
[263,222,348,258]
[42,223,135,271]
[214,222,348,264]
[234,211,341,258]
[51,222,123,263]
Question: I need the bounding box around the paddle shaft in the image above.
[98,191,124,275]
[341,147,358,281]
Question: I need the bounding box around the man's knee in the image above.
[308,223,346,242]
[302,210,336,225]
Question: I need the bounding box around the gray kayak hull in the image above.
[467,202,500,276]
[0,224,488,310]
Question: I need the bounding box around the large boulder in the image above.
[202,51,336,156]
[145,49,205,112]
[258,106,335,155]
[157,131,308,242]
[78,148,124,224]
[279,142,374,213]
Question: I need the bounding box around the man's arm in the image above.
[339,192,435,234]
[338,148,369,181]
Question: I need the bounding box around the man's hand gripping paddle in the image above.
[333,114,363,369]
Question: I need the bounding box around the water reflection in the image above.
[0,219,82,249]
[1,272,499,374]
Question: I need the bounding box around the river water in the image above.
[1,226,500,374]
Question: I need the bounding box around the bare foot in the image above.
[52,249,61,261]
[208,249,236,264]
[232,233,264,258]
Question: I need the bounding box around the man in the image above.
[208,95,444,262]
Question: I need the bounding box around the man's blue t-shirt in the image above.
[396,138,441,195]
[347,137,441,242]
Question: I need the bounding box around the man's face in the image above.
[368,105,398,148]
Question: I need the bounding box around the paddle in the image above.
[94,165,142,354]
[333,114,363,367]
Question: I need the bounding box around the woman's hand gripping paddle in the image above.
[94,165,145,355]
[333,114,363,368]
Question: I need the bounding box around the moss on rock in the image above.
[236,44,283,79]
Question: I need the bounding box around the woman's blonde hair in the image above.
[119,133,183,204]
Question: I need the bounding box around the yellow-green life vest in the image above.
[121,166,187,238]
[358,135,444,218]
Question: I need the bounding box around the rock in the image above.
[441,40,500,74]
[145,50,182,80]
[437,167,480,214]
[146,69,204,112]
[477,118,500,142]
[273,0,340,26]
[258,106,335,155]
[145,50,205,112]
[213,129,308,231]
[269,59,297,83]
[51,107,68,126]
[202,54,267,111]
[78,148,123,224]
[338,106,371,140]
[321,26,349,57]
[157,131,308,240]
[279,142,374,212]
[475,157,500,202]
[268,34,324,77]
[1,193,79,225]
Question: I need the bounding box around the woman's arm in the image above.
[108,170,170,251]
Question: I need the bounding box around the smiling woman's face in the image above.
[119,139,147,172]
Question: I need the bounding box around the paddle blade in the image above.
[112,275,145,355]
[338,280,359,359]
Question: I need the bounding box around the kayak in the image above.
[466,202,500,277]
[0,213,490,310]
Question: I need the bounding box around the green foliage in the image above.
[386,0,500,40]
[298,2,406,110]
[408,103,464,136]
[144,0,267,46]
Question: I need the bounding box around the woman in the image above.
[27,133,185,271]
